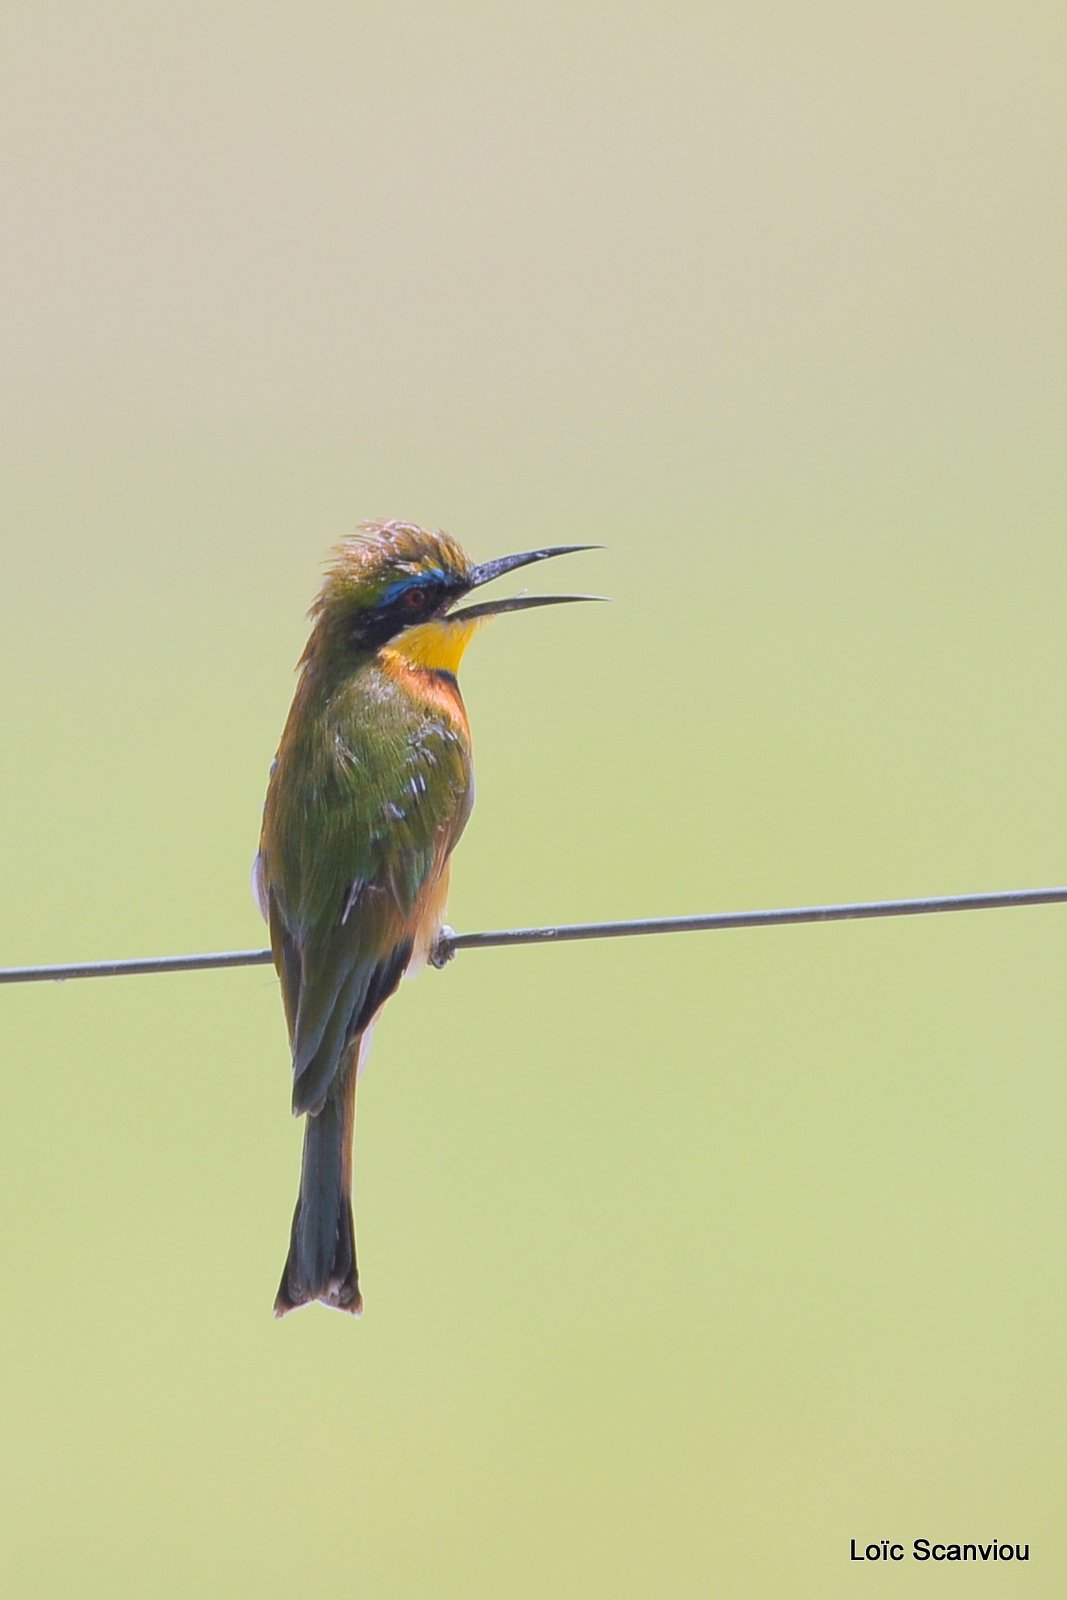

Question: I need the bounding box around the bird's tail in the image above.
[274,1065,362,1317]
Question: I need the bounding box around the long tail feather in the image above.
[274,1063,361,1316]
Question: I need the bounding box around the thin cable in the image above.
[1,886,1065,986]
[431,885,1067,963]
[0,948,276,984]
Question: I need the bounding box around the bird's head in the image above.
[306,519,601,676]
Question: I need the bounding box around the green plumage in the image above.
[259,523,476,1316]
[262,655,472,1117]
[258,519,596,1316]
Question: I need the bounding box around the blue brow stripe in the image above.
[379,569,447,608]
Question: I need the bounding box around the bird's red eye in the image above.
[402,589,426,610]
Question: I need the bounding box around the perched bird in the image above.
[256,520,597,1316]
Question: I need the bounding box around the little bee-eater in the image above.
[256,520,597,1316]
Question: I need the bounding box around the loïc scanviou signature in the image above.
[850,1538,1029,1563]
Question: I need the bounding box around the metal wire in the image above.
[0,949,276,984]
[1,885,1065,985]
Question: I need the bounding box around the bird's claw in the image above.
[430,927,457,969]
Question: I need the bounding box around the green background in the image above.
[3,3,1065,1594]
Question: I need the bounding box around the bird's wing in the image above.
[280,878,415,1117]
[262,705,472,1118]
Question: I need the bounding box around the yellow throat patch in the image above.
[382,616,484,677]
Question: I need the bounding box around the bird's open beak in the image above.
[447,544,606,622]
